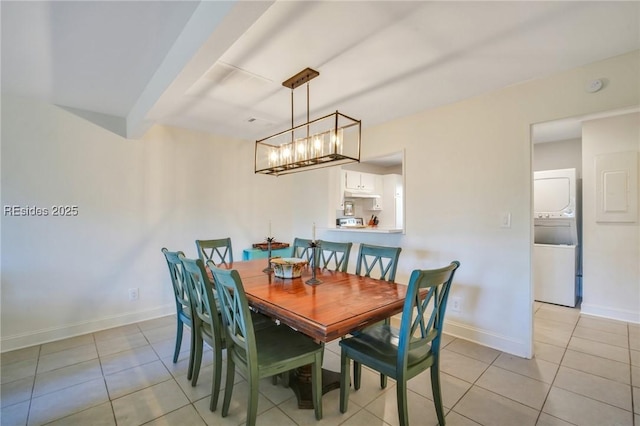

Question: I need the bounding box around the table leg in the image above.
[288,365,341,409]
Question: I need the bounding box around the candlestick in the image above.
[262,236,275,273]
[305,240,322,285]
[312,222,316,241]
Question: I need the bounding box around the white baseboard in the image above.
[1,305,175,353]
[580,303,640,324]
[444,319,533,359]
[391,314,533,358]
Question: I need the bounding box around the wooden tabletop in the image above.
[214,259,408,342]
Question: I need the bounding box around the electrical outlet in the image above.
[450,296,461,312]
[128,288,139,301]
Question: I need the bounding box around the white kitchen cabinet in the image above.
[370,198,382,210]
[345,170,376,192]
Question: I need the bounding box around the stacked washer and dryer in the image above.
[533,168,581,307]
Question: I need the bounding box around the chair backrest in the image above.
[162,248,190,313]
[179,254,224,334]
[317,240,353,272]
[196,238,233,266]
[209,266,257,366]
[291,237,315,262]
[397,261,460,367]
[355,244,402,282]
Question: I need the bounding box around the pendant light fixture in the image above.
[254,67,361,176]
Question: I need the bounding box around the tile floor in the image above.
[1,302,638,426]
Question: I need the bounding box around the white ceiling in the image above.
[2,1,639,142]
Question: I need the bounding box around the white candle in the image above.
[269,220,272,237]
[312,222,316,241]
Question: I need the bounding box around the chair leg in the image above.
[353,361,361,390]
[186,325,195,381]
[430,365,446,426]
[221,357,235,417]
[396,378,408,426]
[340,351,350,413]
[210,345,222,411]
[312,353,323,420]
[246,369,260,426]
[380,373,387,389]
[173,320,183,363]
[191,332,203,386]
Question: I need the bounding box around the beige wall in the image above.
[581,112,640,322]
[2,50,639,355]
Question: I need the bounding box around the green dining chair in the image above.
[161,248,196,380]
[316,240,353,272]
[196,238,233,266]
[340,261,460,426]
[291,237,316,262]
[179,254,226,411]
[352,243,402,390]
[210,266,324,425]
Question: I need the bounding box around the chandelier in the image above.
[254,68,361,176]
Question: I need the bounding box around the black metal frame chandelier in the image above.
[254,68,361,176]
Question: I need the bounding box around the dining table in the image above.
[211,258,410,409]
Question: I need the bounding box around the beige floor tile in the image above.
[362,388,441,426]
[105,359,173,399]
[144,404,207,426]
[441,411,481,426]
[43,402,116,426]
[572,325,629,348]
[40,334,95,356]
[339,407,392,425]
[95,331,149,357]
[535,412,575,425]
[578,316,628,336]
[28,378,109,426]
[345,366,396,409]
[193,380,274,426]
[535,317,577,333]
[33,359,103,397]
[633,365,640,387]
[475,365,550,410]
[137,315,176,331]
[1,375,34,408]
[112,380,190,426]
[141,323,178,344]
[493,352,559,384]
[543,386,633,425]
[1,346,39,365]
[553,366,632,411]
[0,400,30,426]
[1,357,37,384]
[280,384,359,426]
[631,349,640,366]
[633,387,640,415]
[258,375,298,406]
[453,386,539,426]
[568,336,630,363]
[406,370,472,409]
[93,323,141,343]
[439,349,490,383]
[535,306,580,326]
[36,344,98,375]
[561,349,630,384]
[100,344,160,376]
[534,327,573,348]
[440,333,457,349]
[534,341,566,364]
[256,406,299,426]
[150,333,192,360]
[445,339,501,364]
